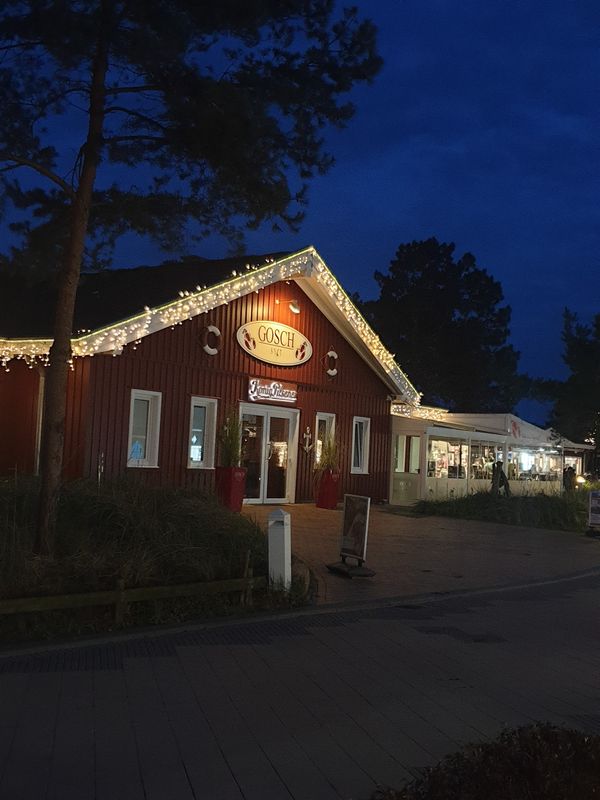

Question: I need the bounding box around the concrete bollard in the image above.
[268,508,292,590]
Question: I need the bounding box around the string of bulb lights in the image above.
[0,247,421,406]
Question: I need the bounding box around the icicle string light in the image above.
[0,247,420,404]
[308,252,420,403]
[391,403,448,421]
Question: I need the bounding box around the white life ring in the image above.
[325,350,338,376]
[201,325,221,356]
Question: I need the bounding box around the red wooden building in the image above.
[0,247,419,504]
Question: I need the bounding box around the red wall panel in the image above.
[73,280,393,501]
[63,358,91,480]
[0,361,40,476]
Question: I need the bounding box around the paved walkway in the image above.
[244,504,600,604]
[1,570,600,799]
[2,509,600,798]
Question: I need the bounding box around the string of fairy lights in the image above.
[0,247,421,406]
[391,403,448,422]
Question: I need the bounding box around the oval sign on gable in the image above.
[236,320,313,367]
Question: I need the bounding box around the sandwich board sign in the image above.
[341,494,371,563]
[589,491,600,530]
[326,494,375,578]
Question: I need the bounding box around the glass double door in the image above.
[240,404,299,503]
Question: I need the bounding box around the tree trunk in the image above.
[35,24,109,555]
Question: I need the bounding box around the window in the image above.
[408,436,421,473]
[127,390,162,467]
[470,442,498,479]
[188,397,217,468]
[427,438,468,479]
[393,434,420,473]
[315,412,335,466]
[351,416,370,474]
[510,446,562,481]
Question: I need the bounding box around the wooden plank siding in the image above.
[0,361,40,476]
[63,357,91,480]
[38,280,393,502]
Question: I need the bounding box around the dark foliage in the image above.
[0,0,382,274]
[549,310,600,468]
[0,0,382,555]
[359,238,525,411]
[416,490,588,531]
[0,478,267,598]
[373,723,600,800]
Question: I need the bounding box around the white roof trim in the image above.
[0,246,420,403]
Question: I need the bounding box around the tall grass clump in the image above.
[416,490,589,532]
[0,478,267,600]
[0,477,39,589]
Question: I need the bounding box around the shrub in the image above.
[0,477,267,599]
[373,723,600,800]
[416,491,588,532]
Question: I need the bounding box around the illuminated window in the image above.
[351,416,370,474]
[470,442,498,479]
[188,397,218,468]
[127,390,162,467]
[394,434,420,473]
[315,412,335,465]
[427,438,468,479]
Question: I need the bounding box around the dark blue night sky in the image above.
[109,2,600,417]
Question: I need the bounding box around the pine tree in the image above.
[0,1,381,552]
[360,238,524,411]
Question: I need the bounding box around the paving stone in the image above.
[226,642,377,799]
[179,648,294,799]
[45,672,95,800]
[1,510,600,799]
[94,670,145,800]
[151,655,244,800]
[244,505,600,606]
[123,658,195,800]
[0,672,61,799]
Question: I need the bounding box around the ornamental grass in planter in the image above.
[315,433,340,509]
[215,408,247,512]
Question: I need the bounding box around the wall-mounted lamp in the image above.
[275,298,301,314]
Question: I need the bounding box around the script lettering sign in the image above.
[248,378,298,405]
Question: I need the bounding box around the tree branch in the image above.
[105,105,167,131]
[0,40,44,52]
[105,84,161,95]
[103,135,166,144]
[0,158,75,197]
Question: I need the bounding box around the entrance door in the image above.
[240,404,299,503]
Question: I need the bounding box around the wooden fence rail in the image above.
[0,575,267,624]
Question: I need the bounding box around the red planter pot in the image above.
[215,466,247,512]
[316,469,340,509]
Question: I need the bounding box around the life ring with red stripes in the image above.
[325,350,338,376]
[201,325,222,356]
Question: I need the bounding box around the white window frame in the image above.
[351,416,371,475]
[314,412,336,467]
[127,389,162,468]
[393,433,406,473]
[187,396,218,469]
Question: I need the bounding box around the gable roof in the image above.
[0,246,420,403]
[0,252,290,338]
